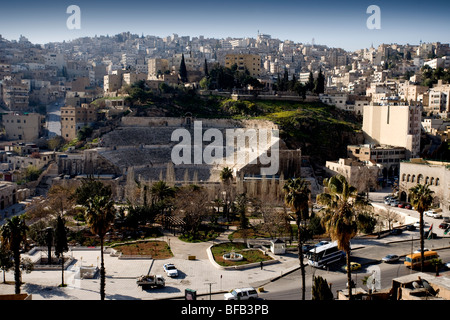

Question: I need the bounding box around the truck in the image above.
[136,274,165,290]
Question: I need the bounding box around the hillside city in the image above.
[0,31,449,302]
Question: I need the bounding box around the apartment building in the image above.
[324,158,381,192]
[60,104,97,141]
[103,73,122,93]
[147,58,169,79]
[2,81,29,111]
[423,81,450,118]
[362,103,421,158]
[225,54,261,78]
[347,144,406,177]
[2,112,44,142]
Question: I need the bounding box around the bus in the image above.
[307,241,345,268]
[404,251,439,269]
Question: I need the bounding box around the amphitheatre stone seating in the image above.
[96,117,282,183]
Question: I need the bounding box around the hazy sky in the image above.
[0,0,449,51]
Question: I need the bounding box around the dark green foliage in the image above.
[312,276,334,300]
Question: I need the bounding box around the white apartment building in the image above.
[362,103,421,159]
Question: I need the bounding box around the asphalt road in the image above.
[46,99,62,138]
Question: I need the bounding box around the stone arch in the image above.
[436,178,440,186]
[431,177,435,185]
[417,174,423,184]
[412,175,415,182]
[400,191,407,202]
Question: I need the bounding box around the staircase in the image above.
[34,162,59,196]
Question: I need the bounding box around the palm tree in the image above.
[220,167,233,184]
[54,215,68,287]
[317,175,365,300]
[150,180,175,204]
[0,215,28,294]
[84,195,116,300]
[220,167,234,222]
[283,177,311,300]
[408,183,434,271]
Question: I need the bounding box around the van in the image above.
[224,287,259,300]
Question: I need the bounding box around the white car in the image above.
[425,210,442,219]
[163,263,178,277]
[224,287,259,300]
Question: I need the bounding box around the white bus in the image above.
[307,241,345,268]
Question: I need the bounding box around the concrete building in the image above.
[147,58,169,78]
[399,158,450,214]
[225,54,261,78]
[60,104,98,141]
[362,104,421,158]
[324,158,381,193]
[2,81,29,111]
[2,113,44,142]
[347,144,406,177]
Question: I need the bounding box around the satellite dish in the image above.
[366,265,381,292]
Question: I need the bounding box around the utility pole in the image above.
[205,282,216,300]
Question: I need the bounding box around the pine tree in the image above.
[204,59,209,77]
[314,69,325,94]
[307,71,314,92]
[179,53,188,83]
[312,276,334,300]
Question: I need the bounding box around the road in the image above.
[203,248,450,300]
[259,248,450,300]
[46,99,63,138]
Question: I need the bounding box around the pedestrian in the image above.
[260,261,263,270]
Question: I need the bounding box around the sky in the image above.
[0,0,449,51]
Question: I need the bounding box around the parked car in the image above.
[414,221,428,228]
[405,225,416,231]
[163,263,178,277]
[439,223,449,229]
[224,287,259,300]
[405,204,412,210]
[398,203,404,208]
[425,210,443,219]
[391,229,403,235]
[413,248,429,254]
[344,262,361,271]
[445,262,450,270]
[390,200,399,207]
[443,217,450,223]
[382,254,399,263]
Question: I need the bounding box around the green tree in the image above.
[283,177,311,300]
[75,177,112,207]
[84,195,116,300]
[0,247,13,283]
[312,275,334,300]
[220,167,234,222]
[179,53,188,83]
[317,175,365,300]
[0,215,28,294]
[408,183,434,271]
[54,215,69,287]
[314,69,325,94]
[306,72,315,92]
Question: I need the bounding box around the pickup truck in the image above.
[137,274,165,290]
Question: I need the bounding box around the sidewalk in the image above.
[0,228,300,300]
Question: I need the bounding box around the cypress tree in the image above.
[179,53,188,83]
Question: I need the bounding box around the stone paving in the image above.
[0,229,300,300]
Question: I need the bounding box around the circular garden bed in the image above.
[210,242,273,267]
